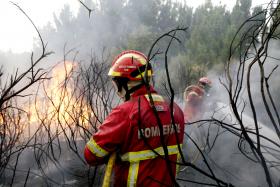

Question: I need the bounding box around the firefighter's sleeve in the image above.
[84,107,127,166]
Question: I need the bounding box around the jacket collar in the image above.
[130,85,157,98]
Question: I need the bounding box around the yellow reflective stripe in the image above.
[86,138,109,157]
[108,69,121,77]
[124,144,182,186]
[127,162,140,187]
[121,144,182,162]
[176,152,181,174]
[135,70,152,79]
[144,93,164,102]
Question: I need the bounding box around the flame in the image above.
[26,61,93,136]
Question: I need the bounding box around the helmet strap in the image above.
[112,77,145,101]
[125,82,144,101]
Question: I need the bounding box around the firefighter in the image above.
[84,50,185,187]
[183,77,212,123]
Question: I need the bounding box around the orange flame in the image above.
[26,61,93,136]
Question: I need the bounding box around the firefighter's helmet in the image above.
[108,50,152,101]
[198,77,212,86]
[198,77,212,93]
[108,50,152,81]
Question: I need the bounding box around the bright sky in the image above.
[0,0,80,53]
[0,0,271,53]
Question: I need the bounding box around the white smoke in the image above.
[179,41,280,186]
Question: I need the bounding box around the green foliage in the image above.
[125,25,157,53]
[186,3,230,67]
[34,0,265,91]
[155,53,206,99]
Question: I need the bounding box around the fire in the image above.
[26,61,93,136]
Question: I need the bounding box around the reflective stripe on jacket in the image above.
[84,86,185,187]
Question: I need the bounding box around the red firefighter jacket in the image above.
[183,85,205,123]
[84,86,185,187]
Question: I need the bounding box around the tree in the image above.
[186,2,230,67]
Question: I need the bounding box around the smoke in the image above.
[31,0,148,62]
[179,41,280,186]
[1,140,97,187]
[1,0,279,186]
[0,51,34,80]
[0,60,103,186]
[247,41,280,127]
